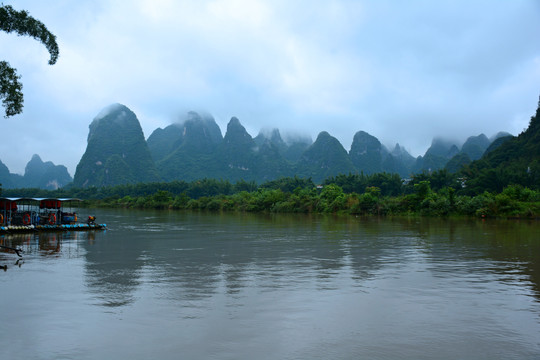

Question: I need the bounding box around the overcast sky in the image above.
[1,0,539,175]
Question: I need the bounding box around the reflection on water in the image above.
[0,230,96,262]
[1,210,540,359]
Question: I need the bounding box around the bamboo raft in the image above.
[1,197,106,234]
[1,223,106,234]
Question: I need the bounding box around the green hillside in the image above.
[462,98,540,194]
[73,104,160,187]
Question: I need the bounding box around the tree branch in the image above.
[0,5,59,65]
[0,61,23,118]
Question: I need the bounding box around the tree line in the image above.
[2,171,539,218]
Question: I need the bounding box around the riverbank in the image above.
[4,176,539,219]
[87,183,540,219]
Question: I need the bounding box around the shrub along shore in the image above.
[92,183,539,218]
[3,172,539,218]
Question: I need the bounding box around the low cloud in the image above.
[1,0,539,174]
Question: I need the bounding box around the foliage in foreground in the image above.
[1,4,59,117]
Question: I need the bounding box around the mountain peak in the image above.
[425,137,459,158]
[88,103,142,143]
[350,131,382,151]
[25,154,45,174]
[224,117,253,145]
[92,103,130,124]
[229,116,241,127]
[180,111,223,149]
[349,130,383,174]
[74,104,160,187]
[254,128,287,153]
[297,131,355,182]
[490,131,512,142]
[30,154,42,162]
[23,155,72,190]
[460,133,491,160]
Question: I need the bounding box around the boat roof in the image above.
[0,197,82,202]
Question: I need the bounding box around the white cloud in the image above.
[0,0,539,175]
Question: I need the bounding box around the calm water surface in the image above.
[1,209,540,359]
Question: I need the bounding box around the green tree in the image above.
[318,184,346,212]
[1,4,59,117]
[414,181,432,201]
[260,176,314,193]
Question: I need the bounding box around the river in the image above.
[1,209,540,359]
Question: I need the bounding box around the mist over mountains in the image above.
[73,104,160,187]
[0,103,515,189]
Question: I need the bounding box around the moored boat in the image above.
[0,197,106,234]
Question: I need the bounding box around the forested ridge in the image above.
[460,97,540,194]
[4,97,540,218]
[2,98,539,218]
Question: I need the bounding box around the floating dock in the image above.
[1,223,106,234]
